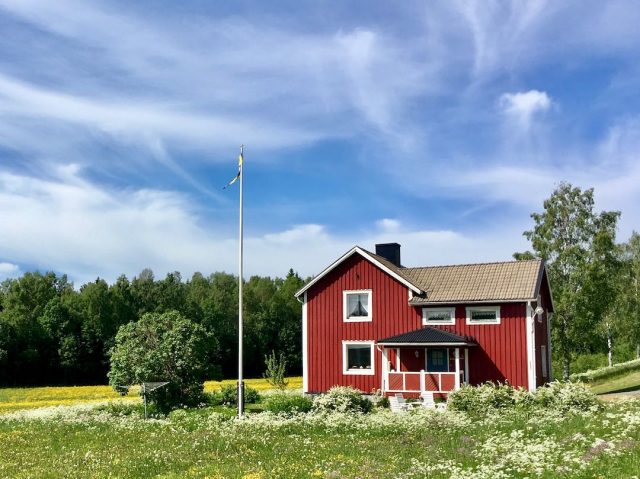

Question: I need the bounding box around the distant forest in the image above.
[0,269,304,386]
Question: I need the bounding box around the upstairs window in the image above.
[343,290,372,322]
[466,306,501,325]
[422,307,456,325]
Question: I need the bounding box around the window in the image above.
[427,348,449,372]
[422,307,456,325]
[466,306,501,325]
[343,341,375,375]
[343,290,372,322]
[541,345,548,378]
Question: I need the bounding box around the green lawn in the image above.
[1,399,640,478]
[591,370,640,395]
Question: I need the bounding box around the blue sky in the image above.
[1,0,640,285]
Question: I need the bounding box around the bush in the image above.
[108,311,218,414]
[534,381,602,413]
[211,384,261,406]
[447,383,521,413]
[264,393,313,414]
[447,381,601,414]
[263,351,289,390]
[312,386,372,413]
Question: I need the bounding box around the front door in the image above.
[427,348,448,372]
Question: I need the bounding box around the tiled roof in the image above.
[404,260,544,304]
[378,327,472,345]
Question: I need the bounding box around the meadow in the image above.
[0,377,303,413]
[1,397,640,478]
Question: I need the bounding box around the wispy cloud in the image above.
[499,90,551,130]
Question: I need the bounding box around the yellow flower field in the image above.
[0,377,302,413]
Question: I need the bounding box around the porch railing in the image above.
[385,370,461,393]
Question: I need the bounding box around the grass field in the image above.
[0,377,302,414]
[1,397,640,478]
[591,370,640,395]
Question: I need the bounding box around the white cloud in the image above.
[0,262,20,280]
[0,169,531,284]
[499,90,551,129]
[376,218,401,233]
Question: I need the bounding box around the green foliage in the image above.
[448,381,601,414]
[517,183,623,379]
[263,350,289,390]
[108,311,218,413]
[264,392,313,414]
[312,386,373,413]
[0,268,304,387]
[534,381,603,413]
[211,384,261,406]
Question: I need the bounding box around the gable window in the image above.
[422,307,456,325]
[466,306,501,325]
[342,341,375,375]
[343,290,372,322]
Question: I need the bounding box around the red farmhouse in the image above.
[295,243,554,397]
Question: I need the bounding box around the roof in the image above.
[295,245,550,309]
[405,260,544,305]
[294,246,423,298]
[378,327,474,346]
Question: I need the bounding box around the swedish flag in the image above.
[224,151,243,189]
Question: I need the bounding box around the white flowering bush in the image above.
[534,380,603,412]
[312,385,373,413]
[448,381,601,414]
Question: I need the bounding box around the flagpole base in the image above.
[237,381,245,418]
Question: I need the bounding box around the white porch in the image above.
[378,327,474,396]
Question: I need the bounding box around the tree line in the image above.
[515,182,640,378]
[0,268,304,386]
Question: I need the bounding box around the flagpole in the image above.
[237,145,245,418]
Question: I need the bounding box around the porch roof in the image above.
[378,327,474,346]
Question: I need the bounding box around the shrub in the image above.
[448,381,601,414]
[263,351,289,390]
[534,381,602,412]
[264,393,313,414]
[212,384,261,406]
[312,386,372,413]
[447,382,520,413]
[108,311,218,414]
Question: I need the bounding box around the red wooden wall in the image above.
[306,254,531,393]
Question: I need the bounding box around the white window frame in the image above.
[466,306,501,325]
[342,340,375,375]
[343,290,373,322]
[422,307,456,326]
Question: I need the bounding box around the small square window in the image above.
[422,307,455,325]
[343,341,374,375]
[343,290,372,322]
[466,306,501,325]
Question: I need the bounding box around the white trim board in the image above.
[526,302,537,391]
[302,292,308,393]
[294,246,422,298]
